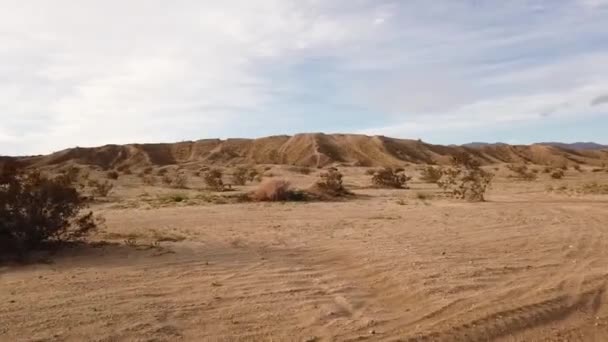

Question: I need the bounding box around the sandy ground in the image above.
[1,167,608,341]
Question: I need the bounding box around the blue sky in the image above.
[1,0,608,155]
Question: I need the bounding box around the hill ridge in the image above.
[11,133,608,170]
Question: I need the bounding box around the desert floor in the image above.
[1,166,608,341]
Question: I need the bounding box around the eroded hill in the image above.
[11,133,608,170]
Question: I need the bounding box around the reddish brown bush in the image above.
[250,179,305,201]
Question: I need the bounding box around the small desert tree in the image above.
[437,153,494,201]
[371,167,412,189]
[0,161,98,255]
[203,169,224,191]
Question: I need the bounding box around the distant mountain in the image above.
[463,141,607,151]
[461,142,509,148]
[537,142,608,150]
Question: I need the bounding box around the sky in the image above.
[1,0,608,156]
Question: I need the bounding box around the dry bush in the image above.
[364,169,376,176]
[551,169,565,179]
[141,175,156,185]
[1,162,98,255]
[61,166,81,184]
[250,179,305,201]
[573,164,582,172]
[247,168,259,182]
[415,191,434,200]
[161,173,188,188]
[88,179,114,197]
[287,166,312,175]
[203,169,224,191]
[232,166,253,186]
[437,153,494,202]
[371,167,412,189]
[506,164,537,181]
[579,182,608,194]
[172,173,188,189]
[106,170,119,180]
[420,166,443,183]
[312,167,349,196]
[592,168,604,173]
[543,167,552,173]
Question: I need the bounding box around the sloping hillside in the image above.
[11,133,608,170]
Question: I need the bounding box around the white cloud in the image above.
[1,0,607,154]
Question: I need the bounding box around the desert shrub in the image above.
[437,152,494,202]
[203,169,224,191]
[592,168,604,173]
[420,166,443,183]
[157,168,168,176]
[559,164,568,170]
[172,173,188,188]
[88,179,114,197]
[107,170,119,180]
[142,167,153,174]
[573,164,582,172]
[313,168,348,196]
[168,193,187,202]
[543,167,552,173]
[371,167,412,189]
[232,166,252,186]
[247,168,259,182]
[141,175,156,186]
[250,179,305,201]
[551,169,565,179]
[415,191,433,200]
[60,166,81,184]
[579,182,608,194]
[160,173,187,188]
[0,162,98,255]
[287,166,312,175]
[506,164,537,181]
[364,169,376,176]
[122,168,132,175]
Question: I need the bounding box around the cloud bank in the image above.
[1,0,608,155]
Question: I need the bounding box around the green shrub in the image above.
[0,162,98,255]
